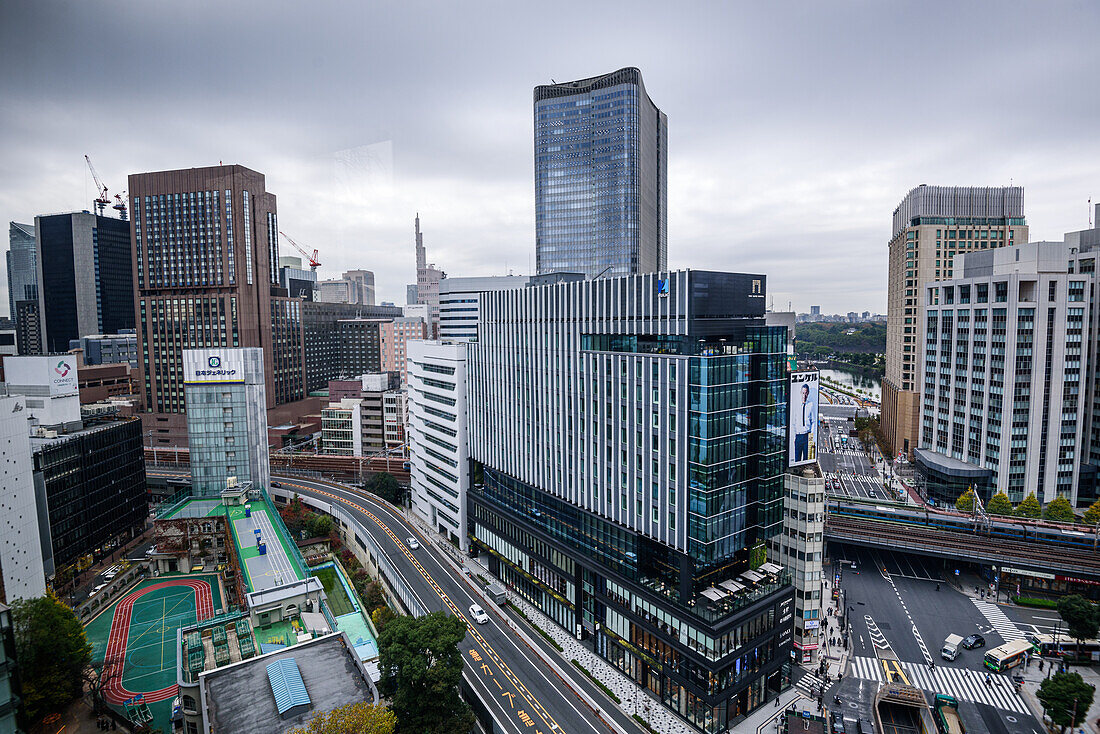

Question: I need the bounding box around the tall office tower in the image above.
[534,67,667,278]
[0,394,47,602]
[408,340,469,548]
[301,301,402,392]
[414,215,444,338]
[183,348,270,495]
[466,271,793,730]
[917,243,1090,506]
[130,165,307,445]
[344,270,375,305]
[381,316,427,385]
[882,185,1026,457]
[7,222,36,320]
[29,212,133,354]
[1067,206,1100,503]
[279,256,317,301]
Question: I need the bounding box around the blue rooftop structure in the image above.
[266,658,311,719]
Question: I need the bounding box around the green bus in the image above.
[984,639,1032,672]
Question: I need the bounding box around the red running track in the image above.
[103,579,214,705]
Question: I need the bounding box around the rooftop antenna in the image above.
[1090,198,1093,228]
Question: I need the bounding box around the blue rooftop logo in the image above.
[208,356,221,368]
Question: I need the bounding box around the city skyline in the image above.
[1,2,1097,313]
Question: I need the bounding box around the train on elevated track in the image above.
[829,500,1100,553]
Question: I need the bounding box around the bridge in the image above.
[826,509,1100,579]
[147,469,646,734]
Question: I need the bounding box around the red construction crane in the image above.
[84,155,111,216]
[278,231,321,270]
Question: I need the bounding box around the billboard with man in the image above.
[789,370,819,467]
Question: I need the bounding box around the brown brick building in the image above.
[128,165,313,446]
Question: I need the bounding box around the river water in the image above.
[817,367,882,402]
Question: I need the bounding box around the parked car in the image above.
[469,605,489,625]
[406,537,420,550]
[962,634,986,649]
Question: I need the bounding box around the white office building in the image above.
[183,348,270,495]
[321,398,364,456]
[407,340,468,548]
[917,242,1092,505]
[0,395,47,601]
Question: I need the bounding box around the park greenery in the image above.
[985,492,1013,515]
[378,612,475,734]
[12,594,92,723]
[794,322,886,375]
[363,472,409,507]
[954,488,975,513]
[289,702,397,734]
[1057,595,1100,660]
[958,490,1067,520]
[1085,499,1100,525]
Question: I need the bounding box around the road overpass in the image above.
[148,470,643,734]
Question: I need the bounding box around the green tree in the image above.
[372,606,397,630]
[1016,493,1042,519]
[1037,671,1095,732]
[1057,595,1100,663]
[306,513,335,539]
[955,488,975,513]
[289,702,397,734]
[986,492,1014,516]
[1084,500,1100,526]
[365,473,408,506]
[379,612,475,734]
[12,594,93,722]
[363,581,386,612]
[1045,496,1077,523]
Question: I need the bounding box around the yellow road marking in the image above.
[287,481,567,734]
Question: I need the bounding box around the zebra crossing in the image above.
[972,599,1025,642]
[795,671,828,697]
[848,656,1028,714]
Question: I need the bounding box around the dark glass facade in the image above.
[301,301,402,392]
[32,418,147,574]
[534,67,667,278]
[469,474,793,733]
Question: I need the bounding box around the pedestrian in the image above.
[1039,659,1044,672]
[775,695,781,708]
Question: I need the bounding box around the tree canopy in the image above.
[12,594,92,723]
[985,492,1014,515]
[1016,493,1042,518]
[1044,496,1077,523]
[1057,595,1100,646]
[955,488,975,513]
[1084,500,1100,526]
[365,473,408,507]
[289,702,397,734]
[1037,671,1095,732]
[378,612,474,734]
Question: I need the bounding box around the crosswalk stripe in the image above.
[848,656,1029,713]
[972,599,1025,642]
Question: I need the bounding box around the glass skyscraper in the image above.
[466,271,793,732]
[534,67,667,278]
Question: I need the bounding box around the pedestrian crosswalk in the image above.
[796,671,829,698]
[972,599,1025,642]
[848,656,1028,714]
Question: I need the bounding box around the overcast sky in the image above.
[2,1,1097,314]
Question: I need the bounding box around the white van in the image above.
[941,634,964,661]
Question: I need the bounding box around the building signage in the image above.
[793,641,819,650]
[657,278,669,297]
[48,358,79,396]
[789,371,819,467]
[804,619,820,629]
[1000,566,1056,581]
[183,350,246,384]
[1057,575,1100,587]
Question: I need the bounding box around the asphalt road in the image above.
[832,545,1043,734]
[819,419,889,501]
[150,470,640,734]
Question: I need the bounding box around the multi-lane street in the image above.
[149,471,642,734]
[830,545,1043,734]
[818,418,892,501]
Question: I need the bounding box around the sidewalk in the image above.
[1017,657,1100,733]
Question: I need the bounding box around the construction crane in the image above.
[84,155,111,216]
[278,231,321,270]
[112,191,128,220]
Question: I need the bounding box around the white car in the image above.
[406,537,420,550]
[469,604,489,625]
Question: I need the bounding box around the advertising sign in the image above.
[48,357,78,396]
[789,371,819,467]
[183,350,246,384]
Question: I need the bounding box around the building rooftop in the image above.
[201,632,376,734]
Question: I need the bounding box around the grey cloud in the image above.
[1,0,1097,311]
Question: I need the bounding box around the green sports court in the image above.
[85,575,222,726]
